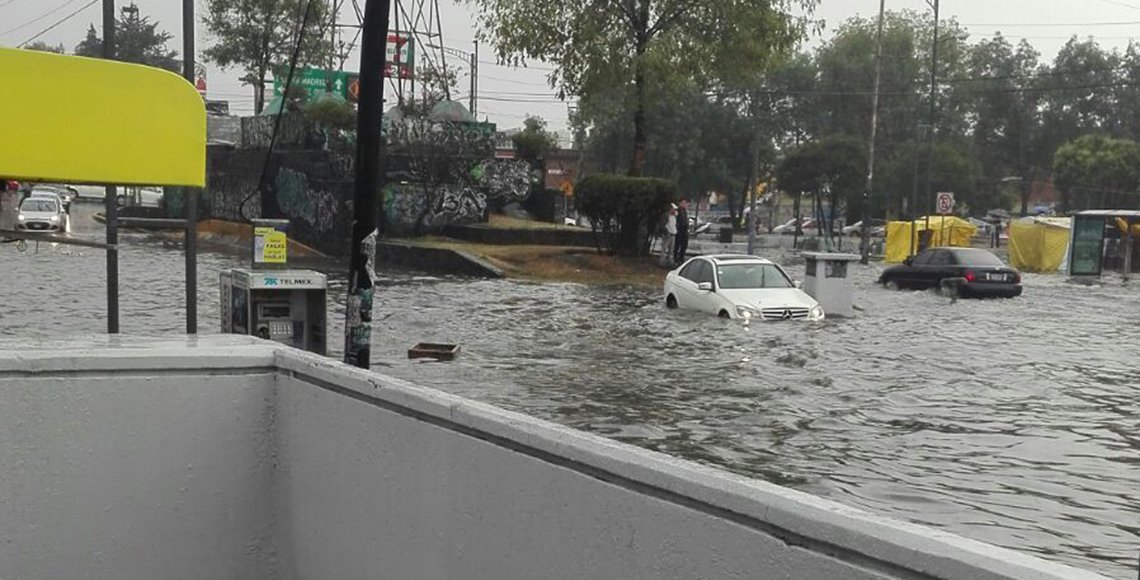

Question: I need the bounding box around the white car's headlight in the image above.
[735,305,761,320]
[17,214,25,222]
[49,215,60,223]
[809,305,825,321]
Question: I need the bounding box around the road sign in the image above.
[936,191,955,215]
[385,32,415,79]
[273,68,352,101]
[560,180,573,197]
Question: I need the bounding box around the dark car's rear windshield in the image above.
[952,250,1006,267]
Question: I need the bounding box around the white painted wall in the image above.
[0,337,1111,580]
[0,340,281,580]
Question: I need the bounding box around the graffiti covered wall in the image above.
[204,147,354,256]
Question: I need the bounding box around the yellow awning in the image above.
[0,48,205,187]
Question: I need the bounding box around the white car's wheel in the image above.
[666,295,678,309]
[718,310,730,319]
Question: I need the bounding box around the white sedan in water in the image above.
[663,255,825,321]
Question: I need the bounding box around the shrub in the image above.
[576,174,678,255]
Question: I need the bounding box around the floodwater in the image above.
[2,201,1138,578]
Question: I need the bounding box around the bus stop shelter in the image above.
[1067,210,1140,280]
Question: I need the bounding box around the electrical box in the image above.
[803,252,860,318]
[220,268,328,355]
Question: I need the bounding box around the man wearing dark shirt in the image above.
[674,198,690,265]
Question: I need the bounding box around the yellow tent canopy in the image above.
[884,216,978,263]
[0,48,205,187]
[1009,217,1071,273]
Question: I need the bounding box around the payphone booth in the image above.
[220,269,328,355]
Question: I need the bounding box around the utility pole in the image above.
[470,41,478,118]
[103,0,119,334]
[182,0,198,334]
[328,0,340,92]
[344,0,390,369]
[745,94,762,256]
[861,0,886,265]
[924,0,940,232]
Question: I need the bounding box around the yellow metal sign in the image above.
[0,48,206,187]
[560,180,574,197]
[254,227,288,264]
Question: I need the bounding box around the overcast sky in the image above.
[2,0,1139,133]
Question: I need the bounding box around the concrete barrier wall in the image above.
[0,338,1110,580]
[0,339,281,580]
[273,350,1108,580]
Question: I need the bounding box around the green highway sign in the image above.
[273,68,359,101]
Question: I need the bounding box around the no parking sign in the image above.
[936,192,955,215]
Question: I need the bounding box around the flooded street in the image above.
[2,204,1138,578]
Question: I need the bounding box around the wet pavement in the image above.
[2,202,1138,578]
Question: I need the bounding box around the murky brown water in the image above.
[2,202,1138,578]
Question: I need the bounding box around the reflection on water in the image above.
[1,217,1138,577]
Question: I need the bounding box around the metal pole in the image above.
[183,0,198,335]
[1124,218,1134,282]
[746,108,761,256]
[924,0,940,221]
[861,0,886,265]
[344,0,390,369]
[470,41,478,117]
[103,0,119,334]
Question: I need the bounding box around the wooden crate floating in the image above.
[408,343,461,362]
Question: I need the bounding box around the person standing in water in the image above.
[674,199,690,265]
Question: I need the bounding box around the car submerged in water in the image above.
[878,247,1023,298]
[664,255,825,321]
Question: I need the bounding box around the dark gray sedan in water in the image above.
[879,247,1023,298]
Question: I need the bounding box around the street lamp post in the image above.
[923,0,940,221]
[861,0,886,264]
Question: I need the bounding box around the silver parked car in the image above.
[16,197,65,232]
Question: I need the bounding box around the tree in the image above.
[24,41,65,54]
[74,6,180,71]
[203,0,333,114]
[962,35,1042,215]
[468,0,814,176]
[775,136,867,236]
[1053,135,1140,211]
[512,116,559,169]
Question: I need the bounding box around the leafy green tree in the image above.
[775,136,866,234]
[24,41,65,54]
[961,35,1042,215]
[203,0,333,114]
[1053,134,1140,211]
[512,116,559,169]
[468,0,814,176]
[878,140,981,215]
[74,6,180,72]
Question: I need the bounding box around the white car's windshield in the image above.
[21,199,58,213]
[716,263,792,289]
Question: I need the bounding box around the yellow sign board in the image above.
[560,180,574,197]
[0,48,205,187]
[254,227,288,264]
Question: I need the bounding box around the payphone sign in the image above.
[247,271,327,290]
[254,227,288,264]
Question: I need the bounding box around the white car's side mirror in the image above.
[794,280,803,289]
[697,282,713,292]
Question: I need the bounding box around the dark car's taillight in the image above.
[964,269,976,283]
[1012,272,1021,284]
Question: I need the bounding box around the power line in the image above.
[1087,0,1140,12]
[16,0,97,48]
[0,0,82,38]
[963,19,1140,28]
[0,0,24,9]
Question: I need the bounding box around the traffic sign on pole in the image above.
[936,191,955,215]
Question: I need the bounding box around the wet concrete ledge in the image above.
[376,240,505,278]
[0,336,1110,580]
[443,223,596,247]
